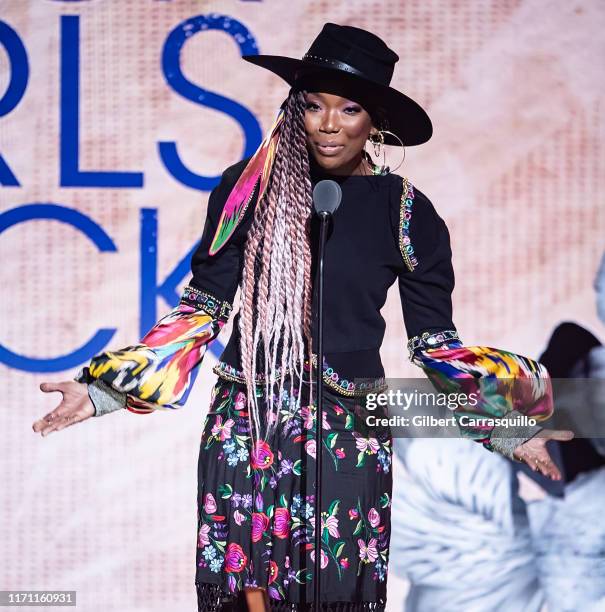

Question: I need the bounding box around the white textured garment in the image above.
[390,438,605,611]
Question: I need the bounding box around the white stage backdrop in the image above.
[1,1,603,610]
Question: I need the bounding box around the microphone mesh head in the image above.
[312,180,342,214]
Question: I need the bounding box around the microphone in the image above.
[312,180,342,216]
[310,178,341,611]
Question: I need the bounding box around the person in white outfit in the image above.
[391,250,605,611]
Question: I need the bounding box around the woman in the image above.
[32,23,573,612]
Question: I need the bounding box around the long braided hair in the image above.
[238,88,315,447]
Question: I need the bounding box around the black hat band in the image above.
[299,54,366,79]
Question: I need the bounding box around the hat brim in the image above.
[242,54,432,146]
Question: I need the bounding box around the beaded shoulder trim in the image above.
[212,355,388,398]
[407,329,461,360]
[180,285,233,324]
[399,177,418,272]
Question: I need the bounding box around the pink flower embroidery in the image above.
[358,538,378,563]
[368,508,380,528]
[305,439,316,459]
[234,391,247,412]
[211,415,235,441]
[251,440,274,469]
[233,510,246,526]
[335,447,346,458]
[310,547,329,569]
[353,432,380,453]
[349,508,359,520]
[251,512,270,542]
[268,560,279,584]
[322,514,340,538]
[203,493,217,514]
[340,557,349,569]
[273,507,290,539]
[300,406,330,430]
[197,523,210,548]
[225,542,247,573]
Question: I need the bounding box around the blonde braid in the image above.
[239,89,314,448]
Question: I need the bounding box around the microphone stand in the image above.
[313,210,329,612]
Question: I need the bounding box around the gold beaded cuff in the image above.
[407,329,461,360]
[180,285,233,323]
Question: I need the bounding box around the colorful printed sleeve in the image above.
[74,160,251,415]
[396,180,553,457]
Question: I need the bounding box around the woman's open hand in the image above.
[33,381,95,437]
[513,428,575,480]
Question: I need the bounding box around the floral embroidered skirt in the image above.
[195,373,393,611]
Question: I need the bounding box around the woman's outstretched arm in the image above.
[33,159,251,433]
[395,180,573,478]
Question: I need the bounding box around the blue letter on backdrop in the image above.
[0,21,29,186]
[0,204,118,372]
[160,14,262,191]
[139,208,224,358]
[60,16,144,188]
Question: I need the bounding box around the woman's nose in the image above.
[320,109,340,133]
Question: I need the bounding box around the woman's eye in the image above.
[304,102,360,113]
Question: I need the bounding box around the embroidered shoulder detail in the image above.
[212,355,388,397]
[399,177,418,272]
[180,285,233,323]
[407,329,461,359]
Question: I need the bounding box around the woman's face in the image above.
[304,91,376,175]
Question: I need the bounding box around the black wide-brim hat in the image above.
[242,23,432,147]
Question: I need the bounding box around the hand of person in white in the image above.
[32,381,94,437]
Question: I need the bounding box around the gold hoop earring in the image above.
[364,129,406,175]
[381,130,406,173]
[364,132,386,175]
[369,130,384,157]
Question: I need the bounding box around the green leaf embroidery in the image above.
[380,492,390,508]
[328,499,340,517]
[295,569,308,584]
[218,483,233,499]
[214,540,226,553]
[234,434,247,447]
[333,541,345,558]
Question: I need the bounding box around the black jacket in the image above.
[188,157,457,397]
